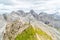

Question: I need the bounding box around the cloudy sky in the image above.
[0,0,60,14]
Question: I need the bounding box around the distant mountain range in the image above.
[2,10,60,28]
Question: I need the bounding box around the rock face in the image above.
[0,10,60,40]
[2,10,60,28]
[3,20,29,40]
[0,15,6,40]
[3,18,60,40]
[39,12,60,28]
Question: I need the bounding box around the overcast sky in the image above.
[0,0,60,14]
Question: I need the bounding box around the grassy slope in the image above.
[56,28,60,32]
[15,24,52,40]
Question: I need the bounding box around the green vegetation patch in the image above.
[56,28,60,32]
[36,27,52,40]
[15,24,52,40]
[15,25,37,40]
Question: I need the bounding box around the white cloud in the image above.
[0,0,60,14]
[0,4,13,14]
[30,0,60,14]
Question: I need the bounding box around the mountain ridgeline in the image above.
[2,10,60,28]
[0,10,60,40]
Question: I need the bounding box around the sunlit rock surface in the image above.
[0,10,60,40]
[3,19,60,40]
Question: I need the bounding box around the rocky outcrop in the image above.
[0,10,60,40]
[3,18,60,40]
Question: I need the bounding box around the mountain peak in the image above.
[30,10,35,14]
